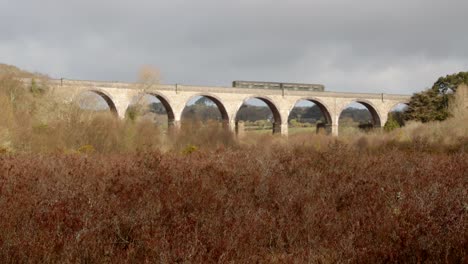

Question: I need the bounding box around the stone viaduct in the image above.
[38,78,411,136]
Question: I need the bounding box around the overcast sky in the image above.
[1,0,467,94]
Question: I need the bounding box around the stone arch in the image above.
[338,99,382,127]
[385,101,409,127]
[181,93,230,123]
[288,97,333,134]
[388,101,409,113]
[288,97,333,124]
[136,92,175,121]
[74,89,118,117]
[234,95,282,134]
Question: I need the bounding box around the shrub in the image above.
[182,144,198,154]
[384,115,401,132]
[77,144,95,154]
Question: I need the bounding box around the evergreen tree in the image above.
[384,115,400,132]
[405,72,468,122]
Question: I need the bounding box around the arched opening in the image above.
[385,103,408,129]
[338,101,381,134]
[288,99,332,135]
[74,90,118,117]
[235,97,281,135]
[181,95,229,129]
[125,93,175,129]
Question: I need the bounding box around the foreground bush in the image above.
[0,145,466,263]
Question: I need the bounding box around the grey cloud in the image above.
[1,0,467,93]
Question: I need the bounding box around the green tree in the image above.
[432,72,468,94]
[384,115,400,132]
[405,72,468,122]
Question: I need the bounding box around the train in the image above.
[232,80,325,92]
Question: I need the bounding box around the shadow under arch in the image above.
[235,96,282,134]
[75,89,118,117]
[135,92,176,125]
[146,92,175,121]
[338,100,382,129]
[288,97,333,134]
[357,100,381,127]
[181,93,230,125]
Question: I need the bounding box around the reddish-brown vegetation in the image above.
[0,142,466,263]
[1,65,467,262]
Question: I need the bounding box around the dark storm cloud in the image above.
[1,0,467,94]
